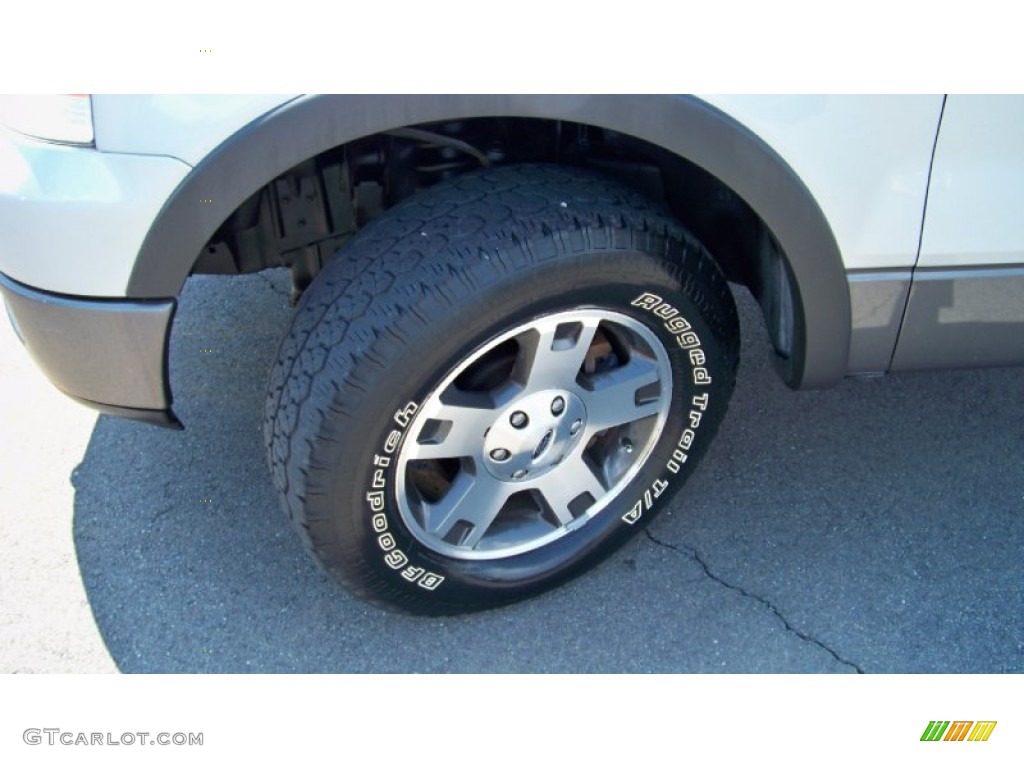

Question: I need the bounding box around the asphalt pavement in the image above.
[2,270,1022,673]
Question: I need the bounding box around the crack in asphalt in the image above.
[152,478,176,521]
[644,529,865,674]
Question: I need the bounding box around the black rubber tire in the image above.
[263,164,739,614]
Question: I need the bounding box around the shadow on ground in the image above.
[72,272,1024,673]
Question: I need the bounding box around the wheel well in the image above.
[132,95,848,389]
[192,116,790,355]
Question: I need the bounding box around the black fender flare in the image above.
[129,94,849,389]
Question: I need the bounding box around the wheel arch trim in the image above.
[128,94,850,389]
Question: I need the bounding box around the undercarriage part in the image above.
[385,127,492,169]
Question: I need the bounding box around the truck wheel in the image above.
[263,164,739,614]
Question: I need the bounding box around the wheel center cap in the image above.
[482,390,587,482]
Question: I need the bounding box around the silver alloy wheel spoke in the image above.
[405,400,499,461]
[582,356,663,433]
[532,453,607,525]
[427,471,513,547]
[519,317,601,390]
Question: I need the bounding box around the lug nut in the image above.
[510,411,528,429]
[490,448,511,462]
[512,469,528,479]
[551,396,565,416]
[621,438,633,454]
[570,419,583,435]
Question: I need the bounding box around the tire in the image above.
[264,164,739,614]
